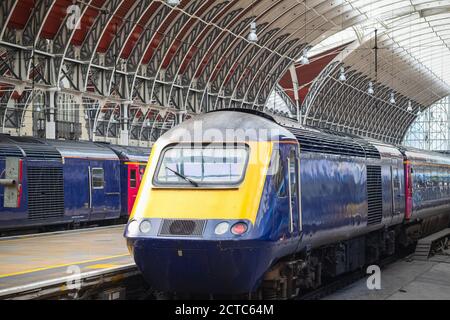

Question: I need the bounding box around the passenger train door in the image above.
[287,147,302,236]
[127,164,146,214]
[88,164,106,216]
[391,162,403,218]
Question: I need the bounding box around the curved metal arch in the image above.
[105,103,120,138]
[53,1,96,92]
[103,0,155,67]
[80,0,125,91]
[139,108,161,142]
[316,70,361,128]
[10,89,33,131]
[210,0,294,97]
[179,6,244,87]
[0,0,17,40]
[19,89,46,135]
[22,0,57,47]
[162,0,230,82]
[222,1,306,101]
[234,0,362,106]
[164,0,239,109]
[191,0,278,99]
[332,72,369,127]
[244,18,332,108]
[227,2,308,101]
[129,106,143,140]
[248,8,367,111]
[0,85,16,130]
[147,0,226,107]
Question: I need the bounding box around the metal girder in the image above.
[1,0,449,145]
[302,63,425,144]
[81,0,124,94]
[22,0,56,48]
[0,0,17,41]
[3,88,32,130]
[145,1,206,109]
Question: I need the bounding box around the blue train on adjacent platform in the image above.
[125,110,450,299]
[0,135,149,232]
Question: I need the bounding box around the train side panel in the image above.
[300,153,368,248]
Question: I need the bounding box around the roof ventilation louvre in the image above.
[285,127,380,159]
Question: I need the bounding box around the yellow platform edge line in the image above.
[0,253,130,279]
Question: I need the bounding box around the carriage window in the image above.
[130,169,137,188]
[92,168,104,189]
[154,144,249,186]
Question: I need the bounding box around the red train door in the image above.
[127,164,139,214]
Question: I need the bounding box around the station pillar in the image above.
[119,102,130,146]
[45,88,58,139]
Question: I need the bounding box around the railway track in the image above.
[297,229,450,300]
[297,253,404,300]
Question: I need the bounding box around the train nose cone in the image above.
[129,238,275,295]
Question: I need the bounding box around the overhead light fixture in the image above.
[248,22,258,42]
[166,0,180,7]
[407,100,413,112]
[84,112,89,120]
[338,67,346,81]
[367,81,374,95]
[300,48,309,65]
[389,92,396,104]
[36,105,41,112]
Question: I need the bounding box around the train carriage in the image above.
[0,135,150,232]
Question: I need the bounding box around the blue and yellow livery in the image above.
[125,110,450,298]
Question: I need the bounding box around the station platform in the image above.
[326,252,450,300]
[0,225,136,299]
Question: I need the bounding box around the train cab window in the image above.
[130,169,137,188]
[154,144,249,187]
[269,148,286,197]
[92,168,104,189]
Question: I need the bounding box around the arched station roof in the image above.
[0,0,449,144]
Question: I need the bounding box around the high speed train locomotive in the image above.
[125,110,450,299]
[0,134,149,232]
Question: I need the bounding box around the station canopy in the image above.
[0,0,449,144]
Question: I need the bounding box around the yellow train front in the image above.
[125,111,300,295]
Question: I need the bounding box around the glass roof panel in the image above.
[308,0,450,85]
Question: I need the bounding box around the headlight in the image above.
[214,222,229,235]
[231,222,248,235]
[127,220,139,235]
[139,220,152,233]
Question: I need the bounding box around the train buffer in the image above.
[0,226,144,299]
[413,228,450,261]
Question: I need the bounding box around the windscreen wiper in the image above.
[165,166,199,187]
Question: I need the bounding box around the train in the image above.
[0,134,150,232]
[125,109,450,299]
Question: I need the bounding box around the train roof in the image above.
[105,145,150,162]
[0,135,61,160]
[0,134,149,161]
[258,111,382,159]
[43,139,119,160]
[400,146,450,165]
[159,110,297,143]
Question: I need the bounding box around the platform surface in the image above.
[326,251,450,300]
[0,226,133,292]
